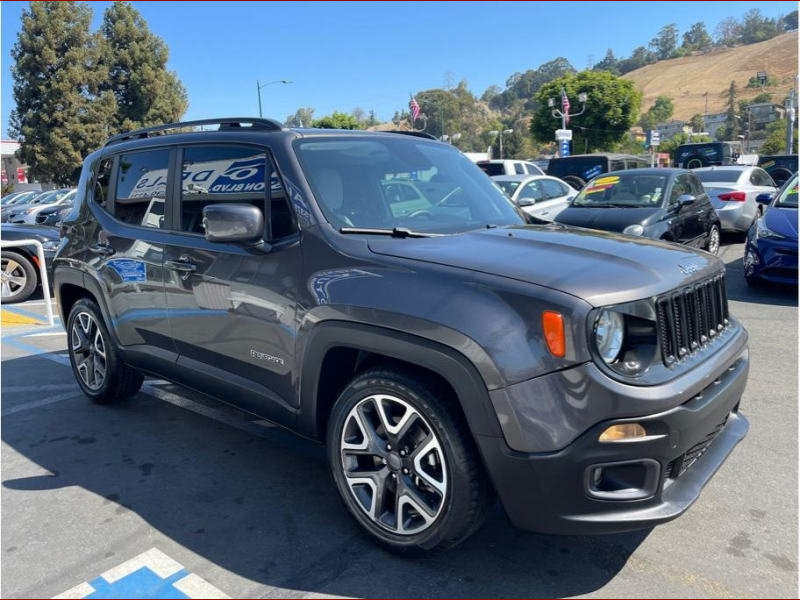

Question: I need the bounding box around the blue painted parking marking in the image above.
[54,548,229,599]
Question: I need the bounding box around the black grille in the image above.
[666,414,729,479]
[656,274,729,366]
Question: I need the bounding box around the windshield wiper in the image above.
[339,226,444,238]
[574,203,637,208]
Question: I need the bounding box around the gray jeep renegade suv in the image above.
[54,118,749,554]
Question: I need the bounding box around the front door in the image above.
[88,149,177,363]
[668,173,703,245]
[163,144,302,423]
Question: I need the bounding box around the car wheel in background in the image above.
[0,251,37,303]
[327,367,493,555]
[561,175,586,190]
[684,155,708,169]
[705,224,720,255]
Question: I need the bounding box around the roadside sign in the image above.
[647,130,660,147]
[555,129,573,141]
[559,139,570,157]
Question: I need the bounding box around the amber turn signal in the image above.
[598,423,647,442]
[542,310,566,357]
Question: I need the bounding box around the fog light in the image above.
[598,423,646,442]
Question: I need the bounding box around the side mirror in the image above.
[677,194,696,207]
[517,198,535,207]
[755,193,773,205]
[202,203,264,243]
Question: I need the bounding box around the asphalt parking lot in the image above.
[1,238,797,599]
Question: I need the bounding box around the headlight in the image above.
[755,219,785,240]
[593,310,624,364]
[623,224,644,236]
[41,240,59,251]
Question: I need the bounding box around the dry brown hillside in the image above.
[623,32,798,120]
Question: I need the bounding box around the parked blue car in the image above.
[744,173,798,286]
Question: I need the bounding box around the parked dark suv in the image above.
[55,118,750,554]
[546,153,649,190]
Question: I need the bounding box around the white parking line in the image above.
[1,391,84,416]
[22,331,66,338]
[4,383,77,393]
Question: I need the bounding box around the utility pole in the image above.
[256,79,292,118]
[787,77,797,154]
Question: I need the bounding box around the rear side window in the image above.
[116,150,170,228]
[94,158,113,210]
[749,168,775,187]
[477,162,504,176]
[541,179,568,199]
[514,163,525,175]
[180,145,297,239]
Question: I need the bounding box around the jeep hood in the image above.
[368,224,722,306]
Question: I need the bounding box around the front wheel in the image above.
[1,251,36,303]
[67,298,143,403]
[327,368,493,555]
[705,224,721,255]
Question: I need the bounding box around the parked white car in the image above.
[693,166,777,233]
[477,159,544,176]
[491,175,577,221]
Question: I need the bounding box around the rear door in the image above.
[537,178,572,220]
[162,143,302,422]
[88,148,176,363]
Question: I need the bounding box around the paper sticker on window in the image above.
[584,175,619,194]
[107,259,146,283]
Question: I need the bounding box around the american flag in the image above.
[409,96,420,122]
[561,89,571,125]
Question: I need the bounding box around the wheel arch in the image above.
[55,266,120,345]
[297,321,503,443]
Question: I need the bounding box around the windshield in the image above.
[694,170,742,183]
[774,177,798,208]
[572,173,668,207]
[494,180,521,197]
[295,137,524,234]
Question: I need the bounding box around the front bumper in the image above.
[745,237,798,284]
[478,343,749,535]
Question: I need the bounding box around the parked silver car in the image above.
[694,166,777,233]
[5,188,73,224]
[492,174,577,221]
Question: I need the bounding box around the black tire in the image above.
[684,155,708,169]
[705,224,721,255]
[0,251,37,304]
[67,298,143,404]
[561,175,586,190]
[767,167,793,187]
[327,367,494,555]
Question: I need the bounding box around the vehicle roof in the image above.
[477,159,531,163]
[603,168,685,177]
[490,174,549,182]
[693,165,749,171]
[549,153,645,160]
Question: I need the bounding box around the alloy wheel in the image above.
[708,227,720,254]
[0,258,27,299]
[340,394,448,535]
[71,312,107,390]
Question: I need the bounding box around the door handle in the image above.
[89,243,115,257]
[165,257,197,273]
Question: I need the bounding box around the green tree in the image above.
[681,22,712,52]
[593,49,620,75]
[779,10,798,32]
[640,95,675,130]
[492,58,576,113]
[760,119,797,154]
[617,46,655,74]
[715,17,742,47]
[312,111,362,129]
[751,92,773,104]
[99,2,187,133]
[689,113,705,132]
[284,107,314,128]
[724,81,739,140]
[650,23,679,60]
[9,1,115,185]
[739,9,778,44]
[530,71,642,152]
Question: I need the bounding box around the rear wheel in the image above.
[561,175,586,190]
[327,368,493,555]
[67,298,143,404]
[0,251,36,303]
[684,155,708,169]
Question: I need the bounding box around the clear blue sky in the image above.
[1,0,795,137]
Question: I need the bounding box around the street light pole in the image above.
[256,79,293,118]
[786,77,797,154]
[488,129,513,159]
[548,90,588,156]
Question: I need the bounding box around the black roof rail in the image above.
[104,117,283,147]
[384,130,438,140]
